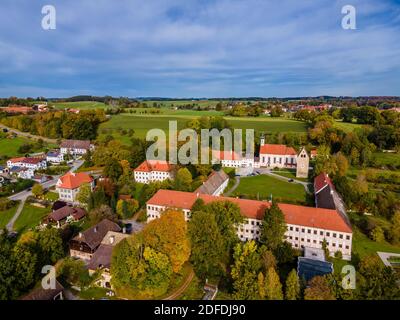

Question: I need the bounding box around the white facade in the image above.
[259,154,297,168]
[146,204,352,260]
[134,170,173,184]
[212,178,229,196]
[56,181,94,202]
[17,168,35,180]
[46,152,64,164]
[7,158,47,170]
[60,147,88,156]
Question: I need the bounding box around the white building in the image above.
[16,168,35,180]
[56,172,94,203]
[212,150,255,168]
[259,142,297,168]
[146,190,353,260]
[46,151,64,164]
[7,157,47,171]
[133,160,174,184]
[60,140,92,156]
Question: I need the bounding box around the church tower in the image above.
[296,147,309,178]
[260,134,265,147]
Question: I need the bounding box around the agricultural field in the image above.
[14,203,49,233]
[233,174,308,204]
[50,101,107,110]
[98,114,308,142]
[0,136,33,158]
[334,120,366,132]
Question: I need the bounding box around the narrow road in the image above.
[6,198,26,231]
[0,123,58,144]
[163,269,195,300]
[223,176,240,196]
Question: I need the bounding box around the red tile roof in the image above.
[260,144,297,156]
[147,189,352,233]
[134,160,173,173]
[8,157,26,163]
[8,157,43,164]
[57,172,93,189]
[314,172,334,194]
[213,150,243,161]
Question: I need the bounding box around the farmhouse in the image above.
[146,190,353,260]
[195,170,229,196]
[87,231,130,289]
[133,160,174,184]
[46,205,86,228]
[69,219,121,261]
[56,171,94,202]
[60,139,91,156]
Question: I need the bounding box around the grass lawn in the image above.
[99,114,307,141]
[0,136,32,158]
[78,287,112,300]
[334,120,366,132]
[271,169,310,183]
[14,203,50,233]
[233,174,307,204]
[372,152,400,168]
[352,228,400,258]
[0,203,19,229]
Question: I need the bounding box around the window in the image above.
[333,233,337,238]
[320,231,323,235]
[326,232,330,237]
[345,245,349,249]
[289,226,293,231]
[307,229,311,234]
[301,228,305,233]
[346,235,350,240]
[295,237,298,240]
[307,239,310,243]
[296,227,299,232]
[314,230,317,235]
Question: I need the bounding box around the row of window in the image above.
[288,226,351,240]
[261,156,295,164]
[286,236,350,249]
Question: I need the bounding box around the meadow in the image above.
[50,101,107,110]
[0,136,30,157]
[14,204,50,233]
[0,203,18,229]
[233,174,307,204]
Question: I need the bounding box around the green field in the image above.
[14,204,50,233]
[0,136,33,157]
[0,203,19,229]
[50,101,107,110]
[233,174,307,203]
[334,120,366,132]
[372,152,400,168]
[99,114,307,142]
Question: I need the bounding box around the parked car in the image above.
[288,178,294,182]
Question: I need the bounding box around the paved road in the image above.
[223,176,240,196]
[0,123,58,144]
[6,160,84,231]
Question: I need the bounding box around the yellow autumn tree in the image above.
[142,209,191,273]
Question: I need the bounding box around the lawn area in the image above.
[14,203,50,233]
[352,228,400,258]
[50,101,107,110]
[372,152,400,168]
[333,120,366,132]
[0,136,33,158]
[78,287,112,300]
[0,202,19,229]
[233,174,307,204]
[271,169,310,183]
[99,114,307,141]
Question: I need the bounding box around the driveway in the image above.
[223,176,240,196]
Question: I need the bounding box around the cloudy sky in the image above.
[0,0,399,98]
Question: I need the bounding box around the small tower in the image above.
[296,147,309,178]
[260,134,265,147]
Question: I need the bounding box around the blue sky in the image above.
[0,0,399,98]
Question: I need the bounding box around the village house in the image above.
[87,231,130,289]
[259,141,297,169]
[195,170,229,196]
[146,190,353,260]
[133,160,174,184]
[69,219,121,261]
[45,205,86,228]
[46,150,64,164]
[60,139,92,156]
[56,171,94,203]
[7,156,47,171]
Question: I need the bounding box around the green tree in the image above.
[76,183,92,207]
[231,241,263,300]
[88,204,118,225]
[36,228,64,265]
[188,210,226,278]
[174,168,193,191]
[370,226,385,243]
[103,159,123,182]
[390,211,400,244]
[285,269,300,300]
[260,202,286,251]
[32,183,44,198]
[265,267,283,300]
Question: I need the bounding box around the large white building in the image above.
[212,150,255,168]
[56,172,94,203]
[7,157,47,171]
[146,190,353,260]
[259,143,297,168]
[46,151,64,164]
[133,160,174,184]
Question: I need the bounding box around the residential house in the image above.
[195,170,229,196]
[133,160,174,184]
[46,205,86,228]
[60,139,91,156]
[69,219,121,261]
[87,231,130,289]
[146,190,353,260]
[46,151,64,164]
[56,171,94,203]
[7,157,47,171]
